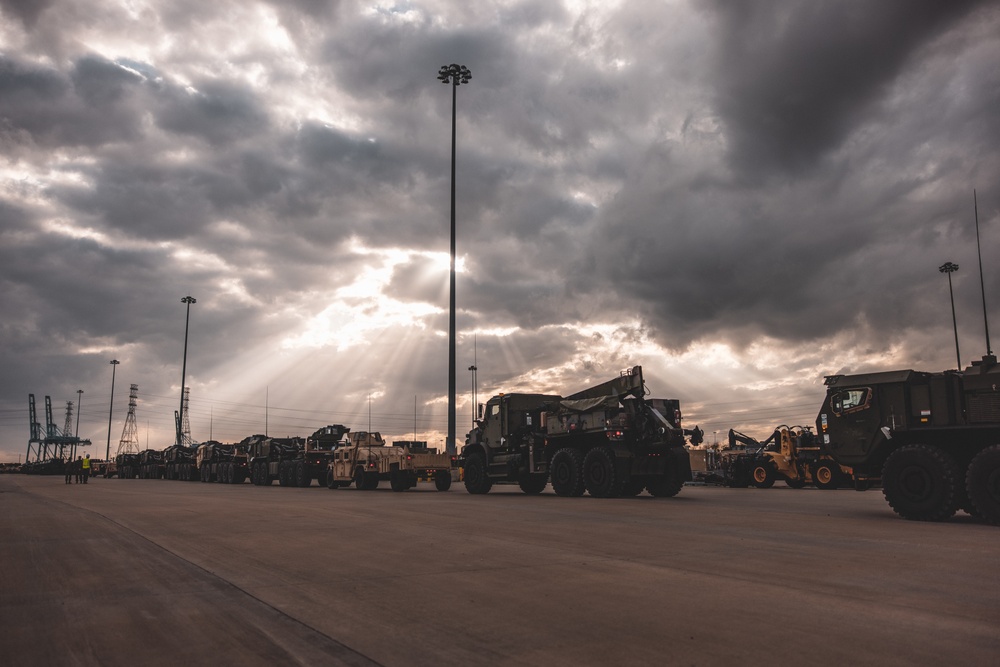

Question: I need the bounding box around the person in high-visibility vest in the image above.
[82,454,91,484]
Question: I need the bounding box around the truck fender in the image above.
[461,444,488,466]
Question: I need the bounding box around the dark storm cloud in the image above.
[154,78,270,147]
[0,54,144,150]
[0,0,54,28]
[708,0,988,178]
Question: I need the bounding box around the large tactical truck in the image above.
[138,449,165,479]
[461,366,702,497]
[163,444,199,481]
[327,432,455,491]
[819,354,1000,523]
[115,452,140,479]
[247,435,304,486]
[196,441,249,484]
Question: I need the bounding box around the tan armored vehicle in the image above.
[327,432,455,492]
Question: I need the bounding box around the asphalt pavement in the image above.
[2,474,997,666]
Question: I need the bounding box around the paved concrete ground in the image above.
[2,474,997,666]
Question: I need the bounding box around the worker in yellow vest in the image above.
[82,454,91,484]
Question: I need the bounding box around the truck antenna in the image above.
[974,190,993,356]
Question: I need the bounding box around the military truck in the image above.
[327,432,455,491]
[164,444,199,481]
[819,354,1000,523]
[115,452,140,479]
[247,435,303,486]
[138,449,164,479]
[729,426,851,489]
[196,441,249,484]
[461,366,702,497]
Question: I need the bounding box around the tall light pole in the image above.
[939,262,961,370]
[178,296,196,445]
[106,360,119,461]
[74,389,83,460]
[974,190,993,356]
[437,63,471,455]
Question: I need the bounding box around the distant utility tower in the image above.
[117,384,140,456]
[180,386,192,445]
[63,401,74,437]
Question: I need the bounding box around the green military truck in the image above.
[461,366,702,497]
[819,354,1000,523]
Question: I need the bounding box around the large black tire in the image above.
[223,463,233,484]
[327,469,339,489]
[750,459,776,489]
[315,468,328,488]
[550,448,585,497]
[279,462,290,487]
[966,444,1000,525]
[435,470,453,491]
[200,463,210,483]
[260,462,274,486]
[646,473,684,498]
[813,460,840,490]
[463,454,492,494]
[294,461,309,487]
[583,447,619,498]
[363,473,380,490]
[354,466,367,490]
[390,470,409,492]
[518,473,548,495]
[785,478,807,489]
[882,445,960,521]
[622,478,646,496]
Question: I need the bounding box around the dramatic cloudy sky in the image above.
[2,0,998,462]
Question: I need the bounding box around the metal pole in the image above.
[940,262,961,370]
[437,64,470,455]
[179,296,196,445]
[74,389,83,460]
[106,360,119,461]
[947,271,962,370]
[974,190,993,355]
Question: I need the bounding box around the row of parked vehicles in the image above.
[95,358,999,524]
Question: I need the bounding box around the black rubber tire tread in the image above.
[966,444,1000,525]
[583,446,619,498]
[517,473,548,495]
[315,469,327,488]
[882,444,960,522]
[200,464,210,483]
[622,478,646,496]
[549,448,585,497]
[435,470,453,491]
[353,467,366,490]
[785,478,807,489]
[363,473,379,490]
[463,454,492,494]
[750,459,776,489]
[390,471,408,492]
[813,460,840,490]
[295,461,309,487]
[646,473,684,498]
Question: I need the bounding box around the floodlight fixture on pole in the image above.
[106,360,119,461]
[178,296,196,445]
[437,63,471,455]
[939,262,962,370]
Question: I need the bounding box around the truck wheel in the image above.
[622,478,646,496]
[354,467,366,490]
[327,470,339,489]
[316,468,328,488]
[882,445,960,521]
[517,473,547,495]
[463,454,493,494]
[785,478,806,489]
[813,461,839,490]
[583,447,619,498]
[295,461,309,487]
[390,471,409,492]
[550,448,585,497]
[435,470,453,491]
[966,445,1000,525]
[646,474,684,498]
[750,460,776,489]
[200,463,210,483]
[363,473,380,490]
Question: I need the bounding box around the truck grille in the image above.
[967,393,1000,423]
